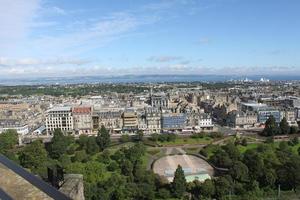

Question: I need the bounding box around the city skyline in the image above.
[1,0,300,77]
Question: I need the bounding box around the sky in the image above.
[0,0,300,78]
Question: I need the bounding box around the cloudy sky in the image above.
[0,0,300,77]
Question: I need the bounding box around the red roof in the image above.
[72,106,91,114]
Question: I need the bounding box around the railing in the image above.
[0,154,71,200]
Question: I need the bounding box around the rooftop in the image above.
[48,106,72,112]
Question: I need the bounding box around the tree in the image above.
[280,117,290,134]
[290,126,299,134]
[214,177,231,199]
[262,115,279,136]
[230,161,249,182]
[241,138,248,146]
[19,140,48,171]
[157,188,171,199]
[96,125,110,151]
[243,149,264,181]
[120,134,130,143]
[124,143,146,163]
[290,136,299,146]
[77,134,89,149]
[48,129,73,159]
[277,155,300,191]
[72,150,89,162]
[59,154,72,168]
[107,160,119,171]
[260,168,276,187]
[200,179,215,198]
[121,159,133,176]
[222,142,241,161]
[135,130,144,141]
[210,149,233,168]
[150,133,159,142]
[0,129,18,154]
[172,165,186,198]
[86,136,99,155]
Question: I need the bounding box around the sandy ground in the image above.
[152,154,214,178]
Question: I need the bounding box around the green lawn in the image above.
[183,147,201,154]
[141,153,152,168]
[106,142,135,153]
[158,137,213,146]
[237,143,259,153]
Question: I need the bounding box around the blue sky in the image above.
[0,0,300,77]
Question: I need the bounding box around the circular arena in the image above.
[152,154,214,182]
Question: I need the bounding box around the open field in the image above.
[152,154,214,182]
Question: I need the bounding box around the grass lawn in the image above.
[158,137,213,146]
[141,153,152,168]
[146,148,161,156]
[183,147,201,154]
[237,143,259,153]
[106,142,135,153]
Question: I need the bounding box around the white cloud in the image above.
[148,56,182,62]
[0,57,90,67]
[197,37,211,44]
[52,6,67,15]
[0,0,40,54]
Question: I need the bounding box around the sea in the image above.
[0,75,299,86]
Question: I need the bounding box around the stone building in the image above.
[227,111,257,128]
[92,108,123,133]
[122,109,138,133]
[145,107,161,134]
[72,106,92,135]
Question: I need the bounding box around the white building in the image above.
[46,106,73,135]
[196,113,213,131]
[0,119,29,135]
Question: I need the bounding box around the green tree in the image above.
[0,129,18,154]
[86,136,99,155]
[48,129,73,159]
[241,138,248,146]
[96,125,110,151]
[214,177,231,199]
[210,149,233,168]
[243,149,264,181]
[290,126,299,134]
[222,142,241,161]
[107,160,119,171]
[19,140,47,171]
[200,179,215,198]
[280,117,290,134]
[290,136,299,146]
[120,134,130,143]
[150,133,159,142]
[135,130,144,141]
[262,115,279,136]
[157,188,171,199]
[97,149,110,164]
[172,165,186,198]
[277,155,300,190]
[73,150,89,162]
[230,161,249,182]
[121,159,133,176]
[133,160,144,181]
[77,134,89,149]
[59,154,72,168]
